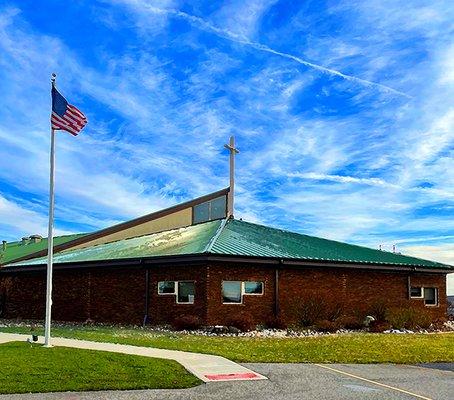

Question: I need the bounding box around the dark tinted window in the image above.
[193,196,227,224]
[158,281,175,294]
[410,287,422,297]
[244,281,263,294]
[211,196,227,219]
[424,287,437,305]
[193,202,210,224]
[222,281,242,303]
[178,281,195,303]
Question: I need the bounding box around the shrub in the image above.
[369,301,388,322]
[264,316,287,330]
[227,312,256,332]
[294,297,327,327]
[369,320,391,333]
[337,316,363,330]
[385,308,408,330]
[386,307,432,330]
[315,319,340,333]
[325,303,344,322]
[172,315,202,331]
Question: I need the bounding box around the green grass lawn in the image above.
[1,325,453,364]
[0,342,200,394]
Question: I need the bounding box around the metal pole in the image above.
[44,74,57,347]
[224,136,239,218]
[229,136,235,217]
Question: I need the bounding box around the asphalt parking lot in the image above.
[1,363,453,400]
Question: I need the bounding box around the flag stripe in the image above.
[51,119,79,135]
[51,87,87,136]
[51,112,84,135]
[51,112,80,129]
[61,112,84,127]
[67,105,86,120]
[66,107,86,122]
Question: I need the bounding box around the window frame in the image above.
[222,281,243,304]
[221,280,265,304]
[409,286,439,307]
[157,280,195,304]
[192,195,227,225]
[410,286,423,299]
[423,287,438,307]
[157,281,176,295]
[176,281,196,305]
[243,281,264,296]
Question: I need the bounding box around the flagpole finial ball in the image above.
[51,73,56,82]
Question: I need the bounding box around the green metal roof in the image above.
[8,220,222,266]
[212,220,451,269]
[5,219,453,270]
[0,234,86,265]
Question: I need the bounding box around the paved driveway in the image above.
[1,363,453,400]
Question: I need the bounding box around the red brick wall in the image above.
[0,273,46,319]
[147,264,208,325]
[0,263,448,326]
[88,269,145,324]
[278,267,447,324]
[0,268,146,324]
[205,264,275,326]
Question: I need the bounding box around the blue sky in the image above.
[0,1,453,292]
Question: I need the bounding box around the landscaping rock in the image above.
[227,326,241,334]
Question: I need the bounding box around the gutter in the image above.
[1,253,452,274]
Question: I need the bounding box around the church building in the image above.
[0,186,452,327]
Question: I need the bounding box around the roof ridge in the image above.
[203,218,228,253]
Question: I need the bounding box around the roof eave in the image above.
[2,253,452,274]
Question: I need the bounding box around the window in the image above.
[158,281,175,294]
[177,281,195,304]
[210,196,227,220]
[424,287,438,306]
[244,281,263,295]
[222,281,242,303]
[222,281,264,303]
[193,202,210,224]
[193,196,227,224]
[158,281,195,304]
[410,286,438,306]
[410,287,423,298]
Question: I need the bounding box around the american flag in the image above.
[51,86,87,136]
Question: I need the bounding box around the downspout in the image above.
[407,274,411,300]
[407,266,416,300]
[275,259,282,317]
[143,260,149,327]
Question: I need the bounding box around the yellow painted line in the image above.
[314,364,433,400]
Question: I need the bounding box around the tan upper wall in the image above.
[69,207,193,251]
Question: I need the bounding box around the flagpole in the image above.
[44,73,57,347]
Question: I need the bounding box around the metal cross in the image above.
[224,136,239,218]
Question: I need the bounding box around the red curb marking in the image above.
[205,372,259,381]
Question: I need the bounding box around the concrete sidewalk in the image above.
[0,332,267,383]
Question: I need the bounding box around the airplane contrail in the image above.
[143,5,412,99]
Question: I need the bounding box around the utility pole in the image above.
[224,136,239,218]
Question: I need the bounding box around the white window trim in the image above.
[157,281,176,295]
[158,280,195,304]
[243,281,264,296]
[410,286,423,299]
[423,287,438,307]
[222,281,264,304]
[176,281,195,305]
[222,281,243,305]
